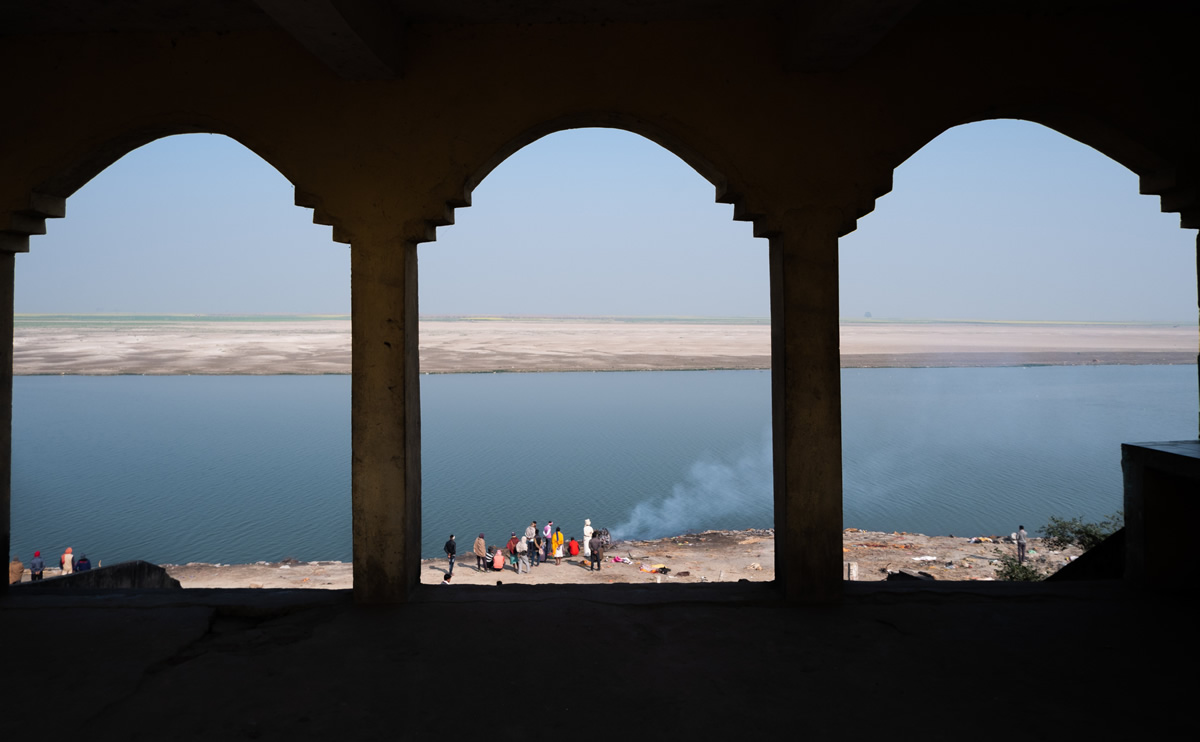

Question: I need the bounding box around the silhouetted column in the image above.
[769,212,843,602]
[0,252,12,594]
[351,236,421,603]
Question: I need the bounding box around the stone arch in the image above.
[417,114,773,252]
[839,115,1196,544]
[5,123,344,253]
[7,131,352,575]
[887,107,1199,232]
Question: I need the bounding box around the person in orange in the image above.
[568,537,580,557]
[60,547,74,576]
[551,526,565,566]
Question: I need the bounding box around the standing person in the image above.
[444,534,457,576]
[526,521,539,567]
[552,526,565,566]
[517,536,530,574]
[29,551,44,581]
[9,555,23,584]
[1017,525,1028,564]
[505,532,520,571]
[474,533,488,572]
[60,547,74,576]
[582,519,594,558]
[588,531,603,571]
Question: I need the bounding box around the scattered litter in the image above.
[747,562,762,571]
[279,565,291,569]
[676,571,691,577]
[911,555,937,562]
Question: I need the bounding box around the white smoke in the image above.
[611,428,773,540]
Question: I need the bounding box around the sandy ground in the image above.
[153,528,1082,589]
[12,316,1197,374]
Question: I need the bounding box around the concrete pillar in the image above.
[351,236,421,603]
[0,252,12,594]
[770,212,843,602]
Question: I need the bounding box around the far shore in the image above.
[12,315,1197,375]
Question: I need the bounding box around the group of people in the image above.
[8,547,93,584]
[441,518,610,579]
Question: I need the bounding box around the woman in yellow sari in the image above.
[551,526,565,566]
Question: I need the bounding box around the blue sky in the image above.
[14,122,1197,321]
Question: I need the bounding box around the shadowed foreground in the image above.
[0,581,1186,738]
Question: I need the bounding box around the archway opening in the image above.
[838,119,1197,580]
[11,133,352,587]
[417,127,773,585]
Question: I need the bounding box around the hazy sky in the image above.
[14,122,1197,321]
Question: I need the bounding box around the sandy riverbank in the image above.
[12,316,1197,374]
[157,528,1082,588]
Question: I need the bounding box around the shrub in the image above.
[992,550,1044,581]
[1041,511,1124,552]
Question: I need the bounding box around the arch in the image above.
[415,126,773,584]
[885,107,1198,231]
[6,122,347,250]
[9,132,352,571]
[465,114,730,199]
[421,114,772,250]
[838,116,1197,549]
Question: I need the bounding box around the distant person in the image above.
[542,521,554,564]
[491,546,506,572]
[29,551,44,581]
[1017,525,1028,564]
[589,531,603,571]
[533,532,545,568]
[60,547,74,576]
[9,555,23,584]
[75,554,92,572]
[568,536,580,557]
[506,532,520,562]
[517,536,530,574]
[444,534,456,576]
[583,519,594,558]
[525,521,538,566]
[551,526,565,566]
[474,533,487,572]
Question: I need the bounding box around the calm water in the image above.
[10,366,1196,564]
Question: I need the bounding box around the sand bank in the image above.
[157,528,1082,588]
[13,316,1196,375]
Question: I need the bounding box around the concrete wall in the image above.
[14,560,182,590]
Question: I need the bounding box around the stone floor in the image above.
[1,580,1187,739]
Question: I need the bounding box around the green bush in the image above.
[1041,511,1124,551]
[993,550,1044,581]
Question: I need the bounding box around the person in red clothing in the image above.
[568,536,580,557]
